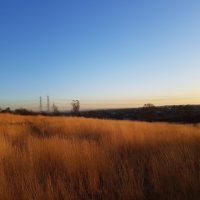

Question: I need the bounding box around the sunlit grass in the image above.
[0,114,200,199]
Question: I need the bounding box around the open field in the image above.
[0,114,200,200]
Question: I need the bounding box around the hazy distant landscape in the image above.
[0,114,200,200]
[1,104,200,124]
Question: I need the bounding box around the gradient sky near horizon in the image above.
[0,0,200,108]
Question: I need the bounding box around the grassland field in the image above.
[0,114,200,200]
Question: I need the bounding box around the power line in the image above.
[39,97,42,112]
[47,96,50,113]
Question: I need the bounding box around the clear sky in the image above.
[0,0,200,109]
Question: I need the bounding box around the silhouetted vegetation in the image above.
[14,108,34,115]
[80,105,200,123]
[1,104,200,123]
[1,107,12,113]
[52,103,59,114]
[71,100,80,115]
[143,103,155,108]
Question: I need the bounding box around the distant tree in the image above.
[14,108,33,115]
[143,103,155,108]
[2,107,11,113]
[52,103,59,114]
[71,100,80,114]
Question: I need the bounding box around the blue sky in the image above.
[0,0,200,108]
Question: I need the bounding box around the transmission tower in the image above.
[39,96,42,112]
[47,96,50,113]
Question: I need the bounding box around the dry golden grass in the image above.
[0,114,200,200]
